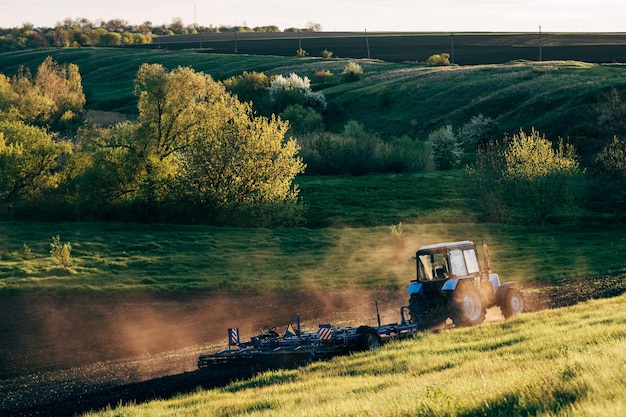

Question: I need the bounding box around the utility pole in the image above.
[539,25,542,61]
[365,28,371,59]
[450,31,454,64]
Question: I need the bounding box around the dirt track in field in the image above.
[1,275,624,417]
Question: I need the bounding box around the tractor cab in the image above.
[414,240,481,282]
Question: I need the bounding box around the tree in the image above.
[222,71,272,114]
[457,114,498,148]
[177,97,305,225]
[34,56,86,130]
[0,120,71,211]
[468,128,582,224]
[428,125,462,170]
[305,22,323,32]
[593,135,626,214]
[82,64,305,225]
[267,73,326,112]
[0,57,85,131]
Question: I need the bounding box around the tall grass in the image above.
[1,215,625,294]
[85,293,626,416]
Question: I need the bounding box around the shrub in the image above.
[382,135,432,173]
[426,53,451,66]
[342,61,363,81]
[221,71,272,115]
[296,48,308,57]
[50,235,72,268]
[592,135,626,214]
[428,125,462,170]
[457,114,498,148]
[313,69,334,86]
[267,73,326,112]
[321,49,333,58]
[279,104,324,134]
[467,128,583,224]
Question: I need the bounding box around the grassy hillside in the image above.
[1,49,625,140]
[84,293,626,416]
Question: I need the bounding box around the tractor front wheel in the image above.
[500,287,524,318]
[450,284,486,327]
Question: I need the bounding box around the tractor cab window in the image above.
[417,253,448,281]
[448,248,480,277]
[464,249,480,274]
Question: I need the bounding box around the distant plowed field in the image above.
[134,32,626,64]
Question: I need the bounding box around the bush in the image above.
[426,53,451,66]
[592,135,626,214]
[321,49,333,58]
[428,125,462,170]
[383,135,432,173]
[50,235,72,268]
[298,123,431,176]
[313,69,334,86]
[299,121,383,176]
[467,128,583,224]
[279,104,324,134]
[342,61,363,81]
[457,114,498,148]
[267,73,326,112]
[222,71,270,101]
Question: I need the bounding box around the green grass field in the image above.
[1,171,625,294]
[2,47,626,416]
[82,292,626,417]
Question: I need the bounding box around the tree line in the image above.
[0,18,322,52]
[0,58,304,226]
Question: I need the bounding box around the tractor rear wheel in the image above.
[450,284,486,327]
[409,293,445,328]
[501,287,524,318]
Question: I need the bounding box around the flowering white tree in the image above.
[267,73,326,111]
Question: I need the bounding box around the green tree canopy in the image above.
[0,57,85,131]
[0,120,71,210]
[468,128,582,224]
[80,64,304,225]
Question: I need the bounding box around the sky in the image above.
[2,0,626,32]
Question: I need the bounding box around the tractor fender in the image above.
[441,278,459,291]
[406,282,424,295]
[495,281,519,305]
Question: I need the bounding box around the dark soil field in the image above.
[1,274,624,417]
[141,32,626,64]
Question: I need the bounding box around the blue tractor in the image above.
[407,240,524,328]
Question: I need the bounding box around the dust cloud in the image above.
[0,290,408,381]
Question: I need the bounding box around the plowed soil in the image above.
[1,275,624,417]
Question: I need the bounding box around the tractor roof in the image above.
[416,240,475,254]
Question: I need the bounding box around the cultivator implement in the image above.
[198,308,422,372]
